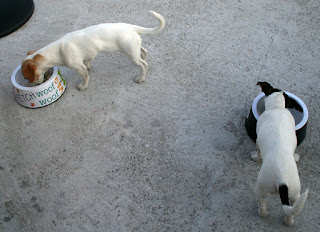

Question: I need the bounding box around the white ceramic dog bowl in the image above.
[245,91,308,145]
[11,65,66,108]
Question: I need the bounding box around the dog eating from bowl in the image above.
[21,11,165,90]
[250,82,309,226]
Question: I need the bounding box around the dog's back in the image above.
[253,85,308,226]
[256,93,299,194]
[257,103,297,160]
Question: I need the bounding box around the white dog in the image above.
[251,82,308,226]
[22,11,165,90]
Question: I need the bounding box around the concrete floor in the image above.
[1,0,320,231]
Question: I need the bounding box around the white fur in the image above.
[24,11,165,90]
[251,92,308,226]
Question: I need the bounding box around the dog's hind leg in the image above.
[130,57,148,83]
[84,61,92,70]
[122,40,148,83]
[141,47,147,60]
[256,185,268,217]
[258,197,268,217]
[284,192,300,226]
[135,58,148,83]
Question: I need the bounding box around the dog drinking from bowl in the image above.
[250,82,308,226]
[22,11,165,90]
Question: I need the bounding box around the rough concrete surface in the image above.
[1,0,320,231]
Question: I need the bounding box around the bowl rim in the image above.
[11,65,58,91]
[252,91,308,130]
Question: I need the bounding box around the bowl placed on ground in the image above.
[245,92,308,146]
[11,65,66,108]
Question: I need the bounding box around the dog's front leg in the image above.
[73,64,90,90]
[251,144,262,162]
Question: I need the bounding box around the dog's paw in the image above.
[294,153,300,163]
[258,208,269,217]
[250,151,261,162]
[284,216,294,226]
[77,83,88,91]
[84,62,91,70]
[134,76,145,84]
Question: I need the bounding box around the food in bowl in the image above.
[11,65,66,108]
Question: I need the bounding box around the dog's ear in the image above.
[33,54,45,64]
[257,82,274,96]
[257,82,281,96]
[27,50,37,55]
[283,92,303,112]
[22,60,37,83]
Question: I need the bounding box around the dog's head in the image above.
[256,81,281,96]
[22,50,45,84]
[257,82,303,112]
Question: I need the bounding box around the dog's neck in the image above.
[26,42,63,69]
[264,92,286,110]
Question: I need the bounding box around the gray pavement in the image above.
[1,0,320,231]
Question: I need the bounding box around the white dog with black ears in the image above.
[251,82,308,226]
[22,11,165,90]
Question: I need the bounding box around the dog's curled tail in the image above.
[134,11,165,34]
[280,185,309,226]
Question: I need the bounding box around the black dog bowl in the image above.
[245,92,308,146]
[0,0,34,38]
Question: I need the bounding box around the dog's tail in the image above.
[134,11,165,34]
[279,184,309,226]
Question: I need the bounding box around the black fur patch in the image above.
[256,82,281,96]
[283,92,303,112]
[257,81,303,112]
[279,184,290,205]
